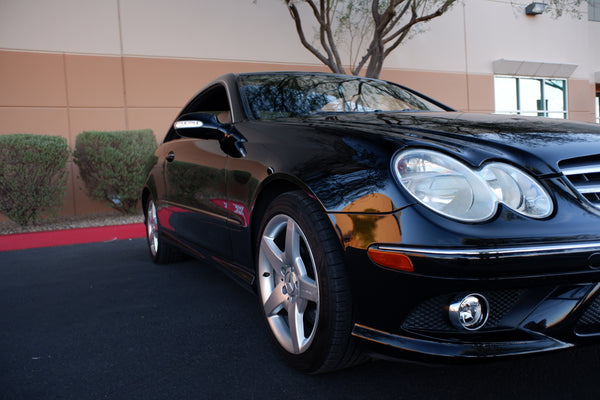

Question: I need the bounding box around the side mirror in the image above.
[173,112,225,140]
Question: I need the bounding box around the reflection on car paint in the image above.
[210,198,250,227]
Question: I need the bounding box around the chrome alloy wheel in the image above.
[258,214,320,354]
[146,199,159,257]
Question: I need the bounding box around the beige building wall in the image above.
[1,0,599,218]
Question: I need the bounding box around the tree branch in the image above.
[303,0,345,73]
[381,0,411,38]
[287,3,333,69]
[383,0,456,57]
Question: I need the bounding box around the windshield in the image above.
[238,73,447,120]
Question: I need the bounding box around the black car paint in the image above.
[143,72,600,361]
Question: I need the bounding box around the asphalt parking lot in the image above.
[2,238,600,400]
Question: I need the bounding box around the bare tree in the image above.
[284,0,457,78]
[279,0,591,78]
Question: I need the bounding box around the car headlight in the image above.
[393,149,553,222]
[480,163,553,219]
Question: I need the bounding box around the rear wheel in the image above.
[256,191,363,373]
[145,197,184,264]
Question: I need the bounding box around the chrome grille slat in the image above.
[560,156,600,208]
[574,183,600,194]
[562,164,600,176]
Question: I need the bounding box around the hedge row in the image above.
[0,130,156,226]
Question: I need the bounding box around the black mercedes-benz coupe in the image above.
[142,72,600,373]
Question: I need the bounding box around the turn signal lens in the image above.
[367,248,414,272]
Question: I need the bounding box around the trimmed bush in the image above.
[74,130,157,214]
[0,134,70,226]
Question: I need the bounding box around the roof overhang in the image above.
[493,59,578,78]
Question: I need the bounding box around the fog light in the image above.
[449,294,489,331]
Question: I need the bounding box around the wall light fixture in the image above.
[525,2,547,15]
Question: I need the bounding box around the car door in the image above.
[162,85,233,257]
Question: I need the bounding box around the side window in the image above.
[494,76,567,119]
[186,85,232,123]
[590,0,600,22]
[595,89,599,124]
[164,84,231,142]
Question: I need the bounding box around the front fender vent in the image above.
[575,293,600,336]
[559,156,600,208]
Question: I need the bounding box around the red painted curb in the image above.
[0,223,146,251]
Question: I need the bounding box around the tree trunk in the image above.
[364,42,384,78]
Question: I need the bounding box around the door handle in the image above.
[166,151,175,162]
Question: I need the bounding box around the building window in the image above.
[590,0,600,22]
[494,76,567,119]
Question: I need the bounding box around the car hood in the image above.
[294,112,600,176]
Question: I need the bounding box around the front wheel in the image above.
[256,191,363,373]
[145,196,184,264]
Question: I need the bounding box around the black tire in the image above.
[145,196,184,264]
[255,191,364,373]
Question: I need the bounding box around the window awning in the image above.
[493,59,577,78]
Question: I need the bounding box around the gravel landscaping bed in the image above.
[0,212,145,235]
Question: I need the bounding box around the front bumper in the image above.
[345,241,600,359]
[352,323,572,359]
[369,241,600,278]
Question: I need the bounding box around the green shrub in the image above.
[73,130,157,214]
[0,134,70,226]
